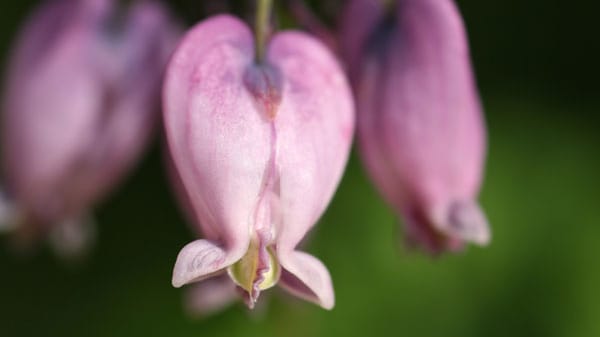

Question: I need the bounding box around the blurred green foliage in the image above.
[0,1,599,337]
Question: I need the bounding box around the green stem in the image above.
[255,0,273,63]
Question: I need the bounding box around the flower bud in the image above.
[341,0,490,253]
[1,0,180,254]
[164,15,354,309]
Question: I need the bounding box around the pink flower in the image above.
[341,0,490,253]
[164,15,354,309]
[0,0,180,254]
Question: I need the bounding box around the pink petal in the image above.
[164,15,263,278]
[172,239,245,288]
[268,31,354,252]
[278,250,335,310]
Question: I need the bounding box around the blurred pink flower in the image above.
[0,0,180,255]
[183,275,239,318]
[341,0,490,253]
[164,15,354,309]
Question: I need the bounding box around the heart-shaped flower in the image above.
[164,15,354,309]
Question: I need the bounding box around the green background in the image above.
[1,1,599,336]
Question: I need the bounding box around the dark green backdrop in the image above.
[1,1,599,337]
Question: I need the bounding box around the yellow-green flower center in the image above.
[228,238,280,292]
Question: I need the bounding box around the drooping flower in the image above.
[0,0,180,254]
[164,15,354,309]
[341,0,490,253]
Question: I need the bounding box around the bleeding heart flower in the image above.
[164,15,354,309]
[0,0,180,255]
[341,0,490,253]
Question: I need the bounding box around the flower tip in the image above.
[227,240,280,309]
[171,262,187,288]
[171,275,185,288]
[435,201,491,246]
[242,291,258,310]
[321,296,335,311]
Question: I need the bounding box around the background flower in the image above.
[0,0,180,255]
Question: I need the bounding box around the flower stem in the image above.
[255,0,273,63]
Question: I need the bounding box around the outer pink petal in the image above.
[278,250,335,310]
[172,239,240,287]
[269,31,354,251]
[164,15,269,283]
[268,31,354,308]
